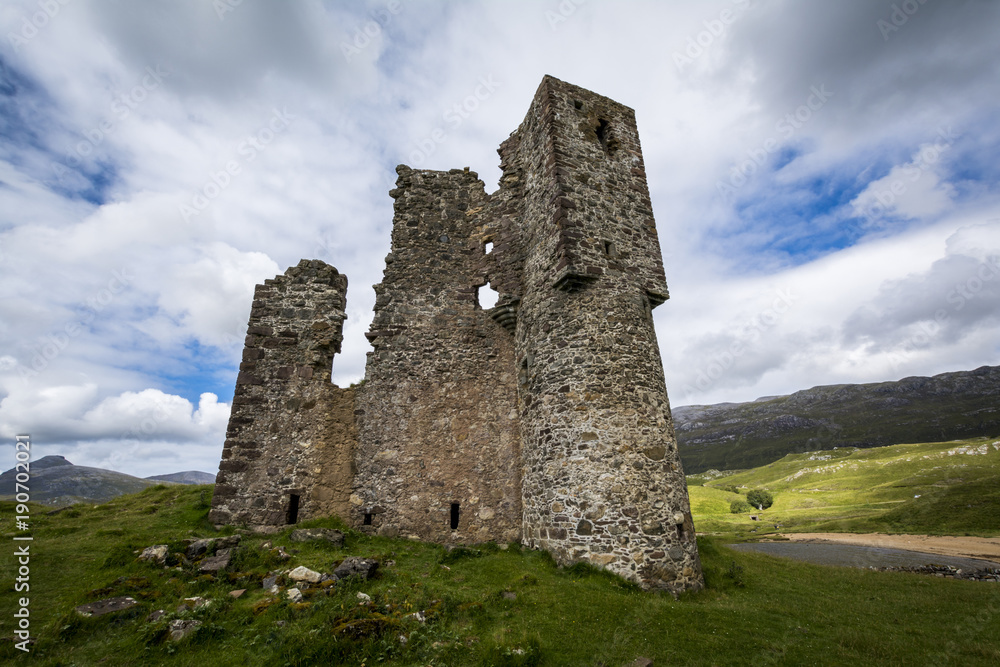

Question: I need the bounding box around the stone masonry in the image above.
[210,76,704,594]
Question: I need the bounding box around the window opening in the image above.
[286,494,300,525]
[477,282,500,309]
[484,241,494,254]
[363,513,373,526]
[603,240,615,257]
[450,503,460,530]
[573,99,583,110]
[596,118,611,153]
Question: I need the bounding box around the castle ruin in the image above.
[209,76,703,594]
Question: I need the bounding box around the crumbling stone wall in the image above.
[352,167,522,544]
[208,260,354,531]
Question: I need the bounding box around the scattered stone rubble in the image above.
[873,563,1000,581]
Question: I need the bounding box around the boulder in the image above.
[286,588,303,603]
[333,557,379,581]
[198,549,231,574]
[138,545,168,564]
[288,566,322,584]
[216,534,242,549]
[186,539,214,559]
[75,596,137,618]
[168,619,201,641]
[290,528,344,547]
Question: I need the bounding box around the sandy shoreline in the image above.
[778,533,1000,565]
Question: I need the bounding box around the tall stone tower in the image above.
[209,76,702,594]
[483,76,701,592]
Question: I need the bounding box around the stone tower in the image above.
[483,77,701,591]
[210,76,703,594]
[209,261,357,530]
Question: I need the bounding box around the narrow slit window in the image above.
[450,503,460,530]
[676,522,685,540]
[603,241,614,257]
[363,513,373,526]
[596,118,611,152]
[286,494,300,525]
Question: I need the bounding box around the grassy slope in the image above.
[1,483,999,665]
[688,436,1000,538]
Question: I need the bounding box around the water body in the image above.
[728,542,998,571]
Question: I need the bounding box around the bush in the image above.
[746,489,774,510]
[730,499,752,514]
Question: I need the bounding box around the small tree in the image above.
[730,499,752,514]
[746,489,774,510]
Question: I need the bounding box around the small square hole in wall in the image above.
[363,513,372,526]
[573,99,583,110]
[484,240,494,254]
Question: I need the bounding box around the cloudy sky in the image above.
[2,0,998,478]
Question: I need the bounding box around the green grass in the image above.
[689,436,1000,539]
[2,481,999,665]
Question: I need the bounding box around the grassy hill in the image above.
[675,365,1000,473]
[2,482,999,665]
[688,436,1000,538]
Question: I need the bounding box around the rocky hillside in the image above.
[0,455,200,505]
[674,365,1000,474]
[146,471,217,485]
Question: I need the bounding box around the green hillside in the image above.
[2,482,999,665]
[675,365,1000,473]
[688,436,1000,537]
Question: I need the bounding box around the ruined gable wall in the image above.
[209,260,354,531]
[352,166,522,544]
[509,76,703,593]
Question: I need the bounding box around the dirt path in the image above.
[780,533,1000,565]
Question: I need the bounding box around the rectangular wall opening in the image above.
[286,494,300,525]
[363,513,373,526]
[596,118,611,152]
[450,503,460,530]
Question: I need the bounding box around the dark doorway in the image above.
[450,503,460,530]
[286,494,300,524]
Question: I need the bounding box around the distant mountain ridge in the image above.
[0,456,215,506]
[146,471,216,485]
[674,365,1000,474]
